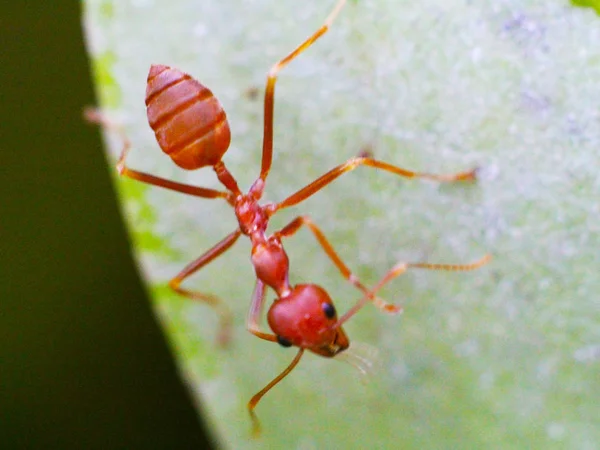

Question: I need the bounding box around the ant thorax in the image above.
[251,235,291,297]
[234,194,268,236]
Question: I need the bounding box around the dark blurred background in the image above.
[1,3,215,449]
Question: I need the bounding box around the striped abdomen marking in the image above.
[145,64,231,170]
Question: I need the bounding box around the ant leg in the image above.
[169,229,242,346]
[246,279,277,343]
[272,156,477,212]
[84,108,235,205]
[275,216,400,314]
[334,254,492,330]
[248,348,304,437]
[255,0,347,189]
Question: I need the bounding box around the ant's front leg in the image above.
[274,215,401,314]
[246,279,278,343]
[334,254,492,329]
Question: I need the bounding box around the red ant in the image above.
[86,0,490,435]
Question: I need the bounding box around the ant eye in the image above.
[276,335,292,347]
[322,302,336,319]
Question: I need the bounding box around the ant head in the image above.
[267,284,349,358]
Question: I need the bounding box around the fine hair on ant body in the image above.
[86,0,490,435]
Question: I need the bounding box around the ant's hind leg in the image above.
[84,108,234,203]
[256,0,347,185]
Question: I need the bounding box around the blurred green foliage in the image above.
[571,0,600,14]
[2,1,214,448]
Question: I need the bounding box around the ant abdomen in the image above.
[145,64,231,170]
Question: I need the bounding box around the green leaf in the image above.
[83,1,600,448]
[571,0,600,15]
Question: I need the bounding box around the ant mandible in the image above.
[86,0,490,435]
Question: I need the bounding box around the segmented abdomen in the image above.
[145,64,231,170]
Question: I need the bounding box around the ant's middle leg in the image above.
[169,229,242,346]
[274,215,401,314]
[273,156,477,212]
